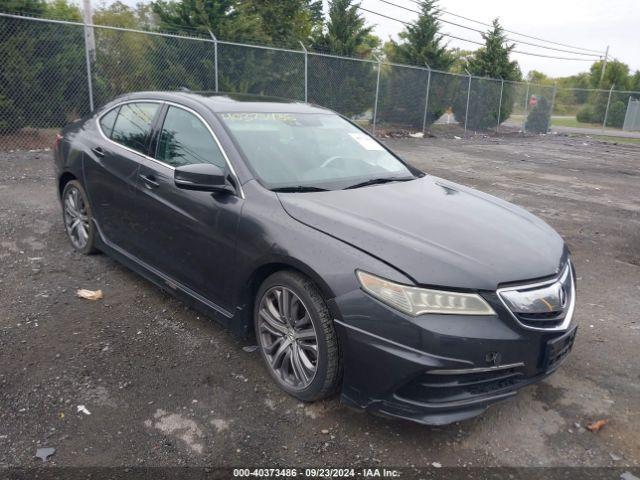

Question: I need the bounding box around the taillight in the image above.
[54,133,63,151]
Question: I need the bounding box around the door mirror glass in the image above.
[174,163,230,192]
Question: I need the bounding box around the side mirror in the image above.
[174,163,233,193]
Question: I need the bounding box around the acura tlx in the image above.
[54,92,577,425]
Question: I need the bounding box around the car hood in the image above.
[278,176,566,291]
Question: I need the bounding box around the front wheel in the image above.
[61,180,98,255]
[254,271,342,402]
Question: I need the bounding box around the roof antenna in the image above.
[179,87,191,92]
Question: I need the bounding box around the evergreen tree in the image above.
[386,0,452,70]
[455,18,521,131]
[312,0,373,57]
[151,0,266,43]
[379,0,454,130]
[308,0,377,118]
[467,19,520,80]
[0,0,88,133]
[246,0,322,47]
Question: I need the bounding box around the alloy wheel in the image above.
[63,185,90,250]
[257,286,319,389]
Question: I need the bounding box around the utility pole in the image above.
[464,69,472,134]
[372,56,382,136]
[599,45,609,86]
[82,0,95,111]
[208,30,219,92]
[82,0,95,55]
[299,41,308,103]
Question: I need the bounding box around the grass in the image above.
[588,135,640,145]
[550,116,601,128]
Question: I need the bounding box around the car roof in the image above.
[118,91,334,115]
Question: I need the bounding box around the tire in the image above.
[61,180,98,255]
[254,270,342,402]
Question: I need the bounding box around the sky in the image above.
[358,0,639,77]
[99,0,639,78]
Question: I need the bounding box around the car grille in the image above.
[396,366,525,405]
[497,262,575,331]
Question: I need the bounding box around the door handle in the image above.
[139,173,160,189]
[92,146,105,157]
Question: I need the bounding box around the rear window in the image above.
[110,102,159,154]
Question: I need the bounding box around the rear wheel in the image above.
[254,270,341,402]
[62,180,98,254]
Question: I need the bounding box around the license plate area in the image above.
[543,325,578,371]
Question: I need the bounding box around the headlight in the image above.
[356,270,496,316]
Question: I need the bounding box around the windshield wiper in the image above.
[343,176,414,190]
[271,186,330,193]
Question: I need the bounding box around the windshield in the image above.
[218,112,416,190]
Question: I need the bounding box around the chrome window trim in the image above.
[497,262,575,332]
[96,99,166,167]
[96,99,244,199]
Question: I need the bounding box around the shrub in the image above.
[605,100,626,128]
[525,96,551,133]
[576,104,597,124]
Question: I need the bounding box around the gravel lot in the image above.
[1,134,639,469]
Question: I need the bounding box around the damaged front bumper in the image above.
[330,289,577,426]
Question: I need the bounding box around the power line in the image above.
[404,0,605,55]
[371,0,601,58]
[358,6,599,62]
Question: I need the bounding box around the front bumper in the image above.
[331,289,577,425]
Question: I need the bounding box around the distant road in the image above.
[502,117,640,139]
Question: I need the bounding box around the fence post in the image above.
[496,78,504,134]
[372,57,382,135]
[522,82,530,133]
[464,69,472,135]
[421,63,432,135]
[602,84,615,132]
[299,41,308,103]
[548,82,557,132]
[82,6,94,111]
[208,30,219,92]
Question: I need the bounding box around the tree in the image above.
[449,48,473,74]
[589,59,630,90]
[246,0,323,47]
[631,71,640,92]
[46,0,82,21]
[378,0,453,130]
[385,0,453,70]
[577,59,633,124]
[92,3,160,102]
[307,0,377,118]
[151,0,266,43]
[0,0,88,133]
[456,19,521,131]
[527,70,551,85]
[467,19,520,80]
[312,0,373,57]
[0,0,46,16]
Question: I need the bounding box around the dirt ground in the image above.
[0,133,639,470]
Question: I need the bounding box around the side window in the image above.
[156,106,226,168]
[99,107,119,137]
[111,102,159,154]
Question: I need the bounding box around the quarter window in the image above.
[99,107,119,137]
[110,102,159,154]
[156,106,225,168]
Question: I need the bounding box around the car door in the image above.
[83,101,161,256]
[135,104,244,313]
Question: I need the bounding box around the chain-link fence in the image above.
[2,12,640,151]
